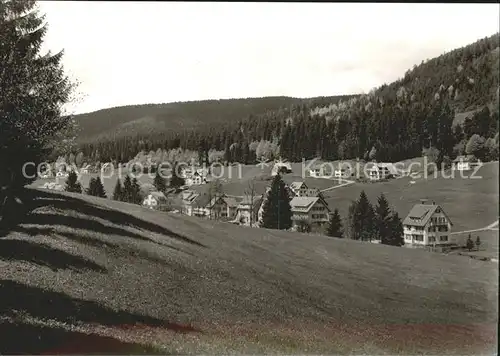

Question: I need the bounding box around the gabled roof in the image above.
[193,194,211,209]
[148,191,167,200]
[290,197,320,212]
[222,197,240,208]
[238,196,263,210]
[403,203,453,227]
[289,181,307,191]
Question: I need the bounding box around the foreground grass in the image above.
[2,188,496,354]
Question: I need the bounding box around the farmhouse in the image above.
[308,163,333,178]
[205,195,239,220]
[290,196,331,231]
[186,171,208,186]
[453,155,481,171]
[368,163,397,181]
[142,191,168,210]
[233,196,263,226]
[271,159,292,176]
[334,167,351,179]
[180,190,200,216]
[288,182,322,198]
[182,166,209,186]
[403,200,454,248]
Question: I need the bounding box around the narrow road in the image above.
[319,179,355,193]
[450,220,499,235]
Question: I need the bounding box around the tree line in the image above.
[76,34,499,166]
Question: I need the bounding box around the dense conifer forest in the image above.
[76,34,499,165]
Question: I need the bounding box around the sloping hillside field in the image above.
[0,189,497,354]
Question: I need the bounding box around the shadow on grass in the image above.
[0,279,200,333]
[12,225,195,265]
[0,239,107,272]
[1,188,206,248]
[0,321,169,355]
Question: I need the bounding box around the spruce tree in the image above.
[326,208,344,238]
[131,178,142,204]
[123,175,133,202]
[1,0,75,215]
[261,174,292,230]
[86,177,107,198]
[386,212,404,246]
[112,178,124,201]
[353,191,375,241]
[86,177,96,196]
[169,162,185,188]
[375,193,391,242]
[93,177,107,198]
[153,169,167,192]
[65,171,82,193]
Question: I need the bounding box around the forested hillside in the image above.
[74,96,356,142]
[77,34,499,164]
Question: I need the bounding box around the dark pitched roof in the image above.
[403,203,453,227]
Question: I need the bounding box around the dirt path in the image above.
[450,221,499,235]
[319,179,355,193]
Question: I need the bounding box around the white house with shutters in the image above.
[367,163,398,181]
[290,196,331,231]
[402,200,454,247]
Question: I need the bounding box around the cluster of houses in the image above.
[180,166,210,186]
[308,161,398,181]
[176,180,331,232]
[39,164,93,179]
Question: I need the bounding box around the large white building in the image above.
[402,201,454,247]
[367,163,397,181]
[290,196,330,231]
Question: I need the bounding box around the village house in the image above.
[180,190,200,216]
[367,162,397,181]
[142,191,168,210]
[402,200,454,248]
[233,196,263,226]
[308,163,333,178]
[287,182,322,199]
[182,166,209,186]
[334,166,352,179]
[452,155,481,171]
[271,158,292,176]
[205,195,239,220]
[290,196,331,231]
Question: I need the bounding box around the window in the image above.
[429,236,436,242]
[414,235,423,241]
[440,236,448,242]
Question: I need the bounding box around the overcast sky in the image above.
[37,2,499,114]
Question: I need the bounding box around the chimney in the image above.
[433,201,436,205]
[420,199,428,205]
